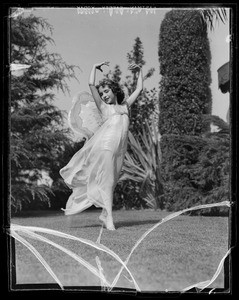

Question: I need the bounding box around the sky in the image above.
[21,7,230,126]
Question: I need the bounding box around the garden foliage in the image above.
[158,9,230,214]
[10,13,79,212]
[119,120,164,210]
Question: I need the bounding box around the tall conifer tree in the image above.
[10,13,79,212]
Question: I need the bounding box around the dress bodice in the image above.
[101,102,129,119]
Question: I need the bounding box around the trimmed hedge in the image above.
[158,9,212,136]
[158,10,229,214]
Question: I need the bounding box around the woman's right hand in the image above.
[94,61,110,72]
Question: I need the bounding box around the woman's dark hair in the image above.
[96,78,125,104]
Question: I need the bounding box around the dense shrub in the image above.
[160,132,230,215]
[158,9,212,136]
[113,180,146,210]
[158,9,230,215]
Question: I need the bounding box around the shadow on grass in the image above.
[116,219,160,229]
[75,219,160,229]
[11,210,65,218]
[11,207,100,218]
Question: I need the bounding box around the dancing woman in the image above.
[60,61,143,230]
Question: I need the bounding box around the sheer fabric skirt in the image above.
[60,114,129,215]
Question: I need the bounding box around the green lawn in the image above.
[11,209,229,292]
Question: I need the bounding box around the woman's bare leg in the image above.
[105,199,115,231]
[100,151,116,230]
[99,208,107,227]
[99,191,115,230]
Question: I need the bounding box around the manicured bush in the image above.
[158,9,212,136]
[158,9,229,215]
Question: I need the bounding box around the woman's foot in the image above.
[105,215,115,231]
[99,213,115,231]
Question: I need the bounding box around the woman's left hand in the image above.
[128,63,141,71]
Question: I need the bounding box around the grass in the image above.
[11,208,229,292]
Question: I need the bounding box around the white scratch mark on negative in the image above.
[9,8,34,18]
[182,248,231,292]
[9,200,231,291]
[225,35,231,43]
[108,200,231,291]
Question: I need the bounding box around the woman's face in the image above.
[98,85,117,104]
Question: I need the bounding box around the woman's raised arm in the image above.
[125,64,143,107]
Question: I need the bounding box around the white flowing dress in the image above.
[59,101,129,215]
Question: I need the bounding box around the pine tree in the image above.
[10,13,79,212]
[125,37,157,138]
